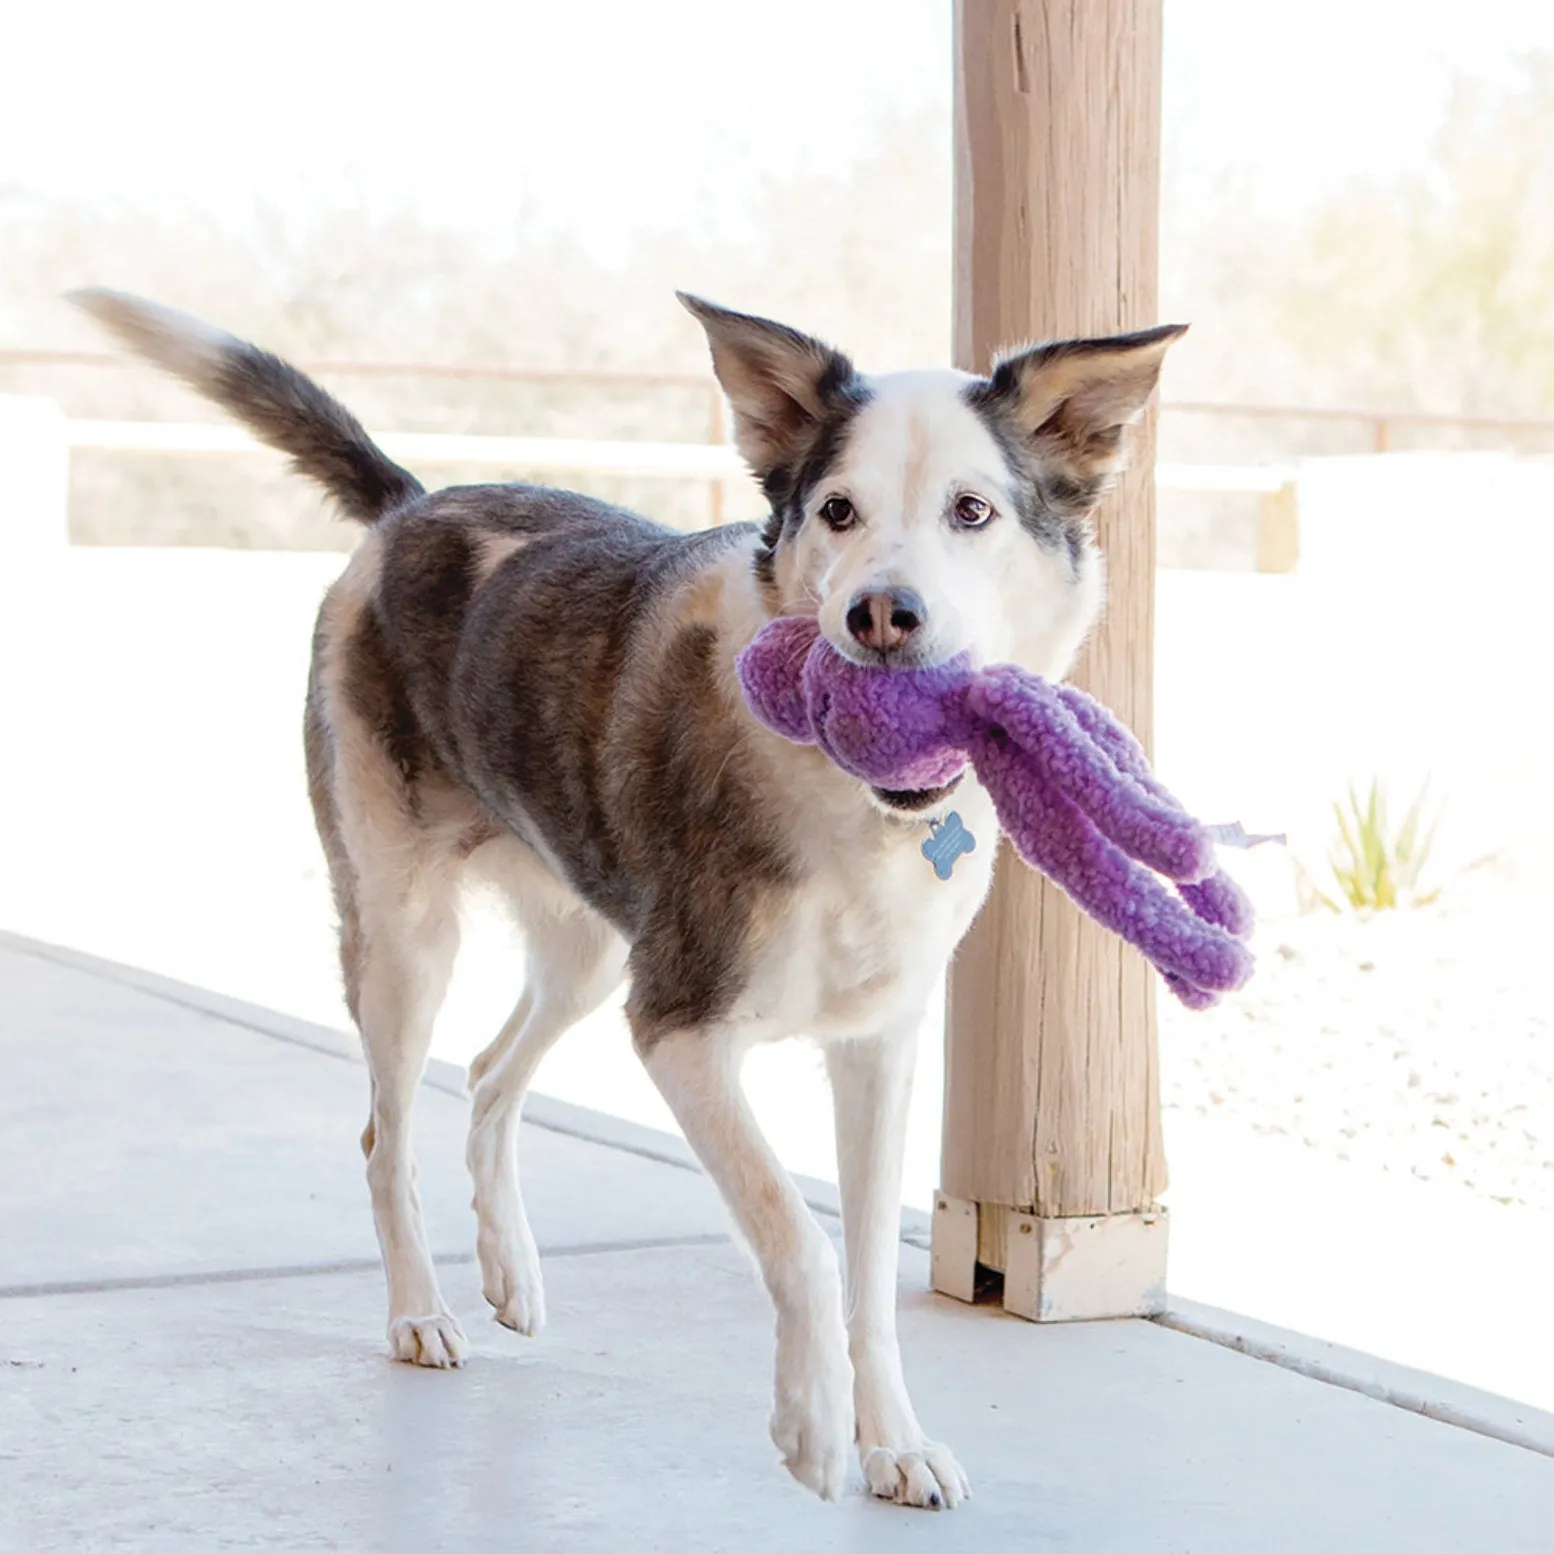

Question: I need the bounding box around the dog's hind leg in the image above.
[466,899,627,1335]
[306,554,468,1369]
[312,788,465,1364]
[351,852,465,1366]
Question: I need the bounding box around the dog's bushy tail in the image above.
[68,289,424,524]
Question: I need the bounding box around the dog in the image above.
[72,286,1181,1509]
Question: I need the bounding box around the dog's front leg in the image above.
[639,1029,853,1501]
[826,1026,969,1509]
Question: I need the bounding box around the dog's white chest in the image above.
[736,784,997,1042]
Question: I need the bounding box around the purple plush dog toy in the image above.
[737,616,1256,1009]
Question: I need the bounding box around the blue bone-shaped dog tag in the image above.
[922,811,976,881]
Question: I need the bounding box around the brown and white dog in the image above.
[73,287,1181,1509]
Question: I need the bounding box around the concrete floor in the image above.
[3,934,1552,1552]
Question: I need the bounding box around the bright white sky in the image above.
[6,0,1554,256]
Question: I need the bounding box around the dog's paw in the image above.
[771,1399,853,1502]
[388,1313,468,1369]
[481,1251,546,1337]
[861,1440,970,1510]
[770,1339,855,1501]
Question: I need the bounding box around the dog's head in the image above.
[682,293,1184,680]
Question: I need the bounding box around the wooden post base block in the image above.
[932,1194,1167,1322]
[1004,1208,1168,1322]
[931,1194,980,1304]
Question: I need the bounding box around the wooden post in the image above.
[1256,481,1301,574]
[934,0,1169,1322]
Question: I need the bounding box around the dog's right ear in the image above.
[971,324,1188,514]
[677,293,861,480]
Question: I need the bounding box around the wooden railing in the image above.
[1,348,727,442]
[53,414,1301,571]
[62,418,743,478]
[22,334,1547,569]
[1167,400,1554,455]
[8,348,1554,456]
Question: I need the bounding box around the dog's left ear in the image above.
[678,293,861,481]
[973,323,1187,510]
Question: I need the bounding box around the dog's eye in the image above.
[953,494,993,529]
[819,495,857,531]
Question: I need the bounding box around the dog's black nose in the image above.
[845,587,927,655]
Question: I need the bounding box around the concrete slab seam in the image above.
[0,1233,732,1302]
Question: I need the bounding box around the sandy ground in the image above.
[1161,870,1554,1213]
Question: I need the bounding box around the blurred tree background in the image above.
[1170,51,1554,421]
[3,52,1552,548]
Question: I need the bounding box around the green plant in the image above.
[1307,779,1441,913]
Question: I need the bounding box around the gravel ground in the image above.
[1160,865,1554,1211]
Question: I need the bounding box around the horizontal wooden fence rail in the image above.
[11,346,1554,453]
[0,349,717,394]
[63,418,746,480]
[64,418,1293,489]
[55,417,1303,569]
[1166,399,1554,455]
